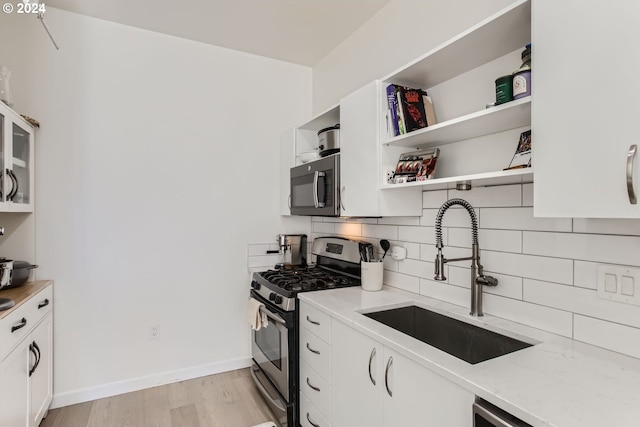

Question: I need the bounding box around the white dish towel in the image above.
[247,297,268,330]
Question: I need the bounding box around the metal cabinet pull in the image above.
[306,377,320,392]
[340,185,346,211]
[306,412,320,427]
[11,317,27,333]
[306,315,320,326]
[368,347,377,385]
[306,342,320,355]
[38,299,50,309]
[627,144,637,204]
[29,341,41,377]
[385,356,393,397]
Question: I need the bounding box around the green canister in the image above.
[495,74,513,105]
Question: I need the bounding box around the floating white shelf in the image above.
[384,96,531,149]
[381,167,533,191]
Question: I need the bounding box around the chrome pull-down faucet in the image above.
[433,198,497,316]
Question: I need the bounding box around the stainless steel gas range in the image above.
[249,236,374,427]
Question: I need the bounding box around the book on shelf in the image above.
[386,84,437,137]
[504,130,532,170]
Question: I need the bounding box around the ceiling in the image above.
[43,0,391,66]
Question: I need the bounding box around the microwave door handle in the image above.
[313,171,326,208]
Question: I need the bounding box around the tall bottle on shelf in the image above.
[513,44,531,99]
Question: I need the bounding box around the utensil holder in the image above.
[361,261,383,292]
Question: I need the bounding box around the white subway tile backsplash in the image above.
[335,222,362,237]
[384,270,420,293]
[448,184,521,207]
[523,279,640,329]
[572,218,640,236]
[312,221,336,234]
[378,216,421,226]
[483,293,574,337]
[420,279,469,308]
[422,190,448,208]
[574,261,598,290]
[449,228,522,253]
[574,315,640,359]
[362,224,398,240]
[297,182,640,356]
[481,251,573,285]
[523,231,640,267]
[481,207,572,232]
[399,225,437,244]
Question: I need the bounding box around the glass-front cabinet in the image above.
[0,102,34,212]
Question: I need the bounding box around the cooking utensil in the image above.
[380,239,391,261]
[0,259,13,290]
[5,261,37,288]
[0,297,14,311]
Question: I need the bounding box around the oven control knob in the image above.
[251,280,261,290]
[269,292,276,301]
[274,295,283,304]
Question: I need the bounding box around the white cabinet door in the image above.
[533,0,640,218]
[30,314,52,427]
[382,347,473,427]
[331,319,383,427]
[0,340,30,427]
[340,81,422,217]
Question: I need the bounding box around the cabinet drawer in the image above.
[0,286,53,361]
[300,359,331,419]
[300,374,331,427]
[300,325,331,380]
[300,301,331,344]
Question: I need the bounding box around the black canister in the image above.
[495,74,513,105]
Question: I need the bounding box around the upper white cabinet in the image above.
[340,81,422,217]
[0,102,34,213]
[378,0,532,192]
[532,1,640,218]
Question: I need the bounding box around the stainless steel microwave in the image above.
[290,154,340,216]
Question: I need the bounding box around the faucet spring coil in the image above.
[434,198,479,247]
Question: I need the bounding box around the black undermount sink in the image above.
[364,305,533,364]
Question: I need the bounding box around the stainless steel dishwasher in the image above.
[473,399,533,427]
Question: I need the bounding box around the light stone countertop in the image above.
[299,285,640,427]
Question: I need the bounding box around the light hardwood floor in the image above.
[40,368,279,427]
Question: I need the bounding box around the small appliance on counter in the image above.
[275,234,307,269]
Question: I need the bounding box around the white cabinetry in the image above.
[299,301,332,427]
[532,0,640,218]
[331,319,473,427]
[0,283,53,427]
[0,102,35,212]
[340,81,422,217]
[378,0,532,192]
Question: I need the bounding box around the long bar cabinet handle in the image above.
[385,356,393,397]
[627,144,637,204]
[368,347,376,385]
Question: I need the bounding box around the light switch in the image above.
[597,264,640,306]
[604,273,617,293]
[622,276,635,296]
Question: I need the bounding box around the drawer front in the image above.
[300,325,331,380]
[300,360,331,420]
[300,393,330,427]
[0,286,53,361]
[300,301,331,344]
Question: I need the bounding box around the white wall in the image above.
[312,0,514,113]
[314,184,640,360]
[0,8,311,406]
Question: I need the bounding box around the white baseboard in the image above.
[50,357,252,409]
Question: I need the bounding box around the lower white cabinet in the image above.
[0,284,53,427]
[331,318,473,427]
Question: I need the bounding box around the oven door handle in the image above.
[259,306,286,326]
[250,366,287,413]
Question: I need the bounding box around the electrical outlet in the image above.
[597,264,640,306]
[149,325,159,340]
[390,246,407,260]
